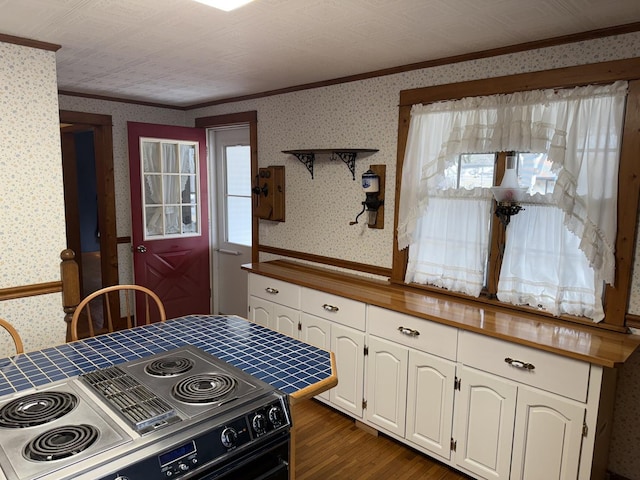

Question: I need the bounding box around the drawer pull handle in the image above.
[505,357,535,370]
[323,304,339,312]
[398,326,420,337]
[265,287,279,294]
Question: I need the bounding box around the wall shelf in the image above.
[282,149,378,179]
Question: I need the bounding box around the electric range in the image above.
[0,345,291,480]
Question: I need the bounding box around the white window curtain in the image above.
[498,204,605,321]
[398,81,627,321]
[406,193,492,296]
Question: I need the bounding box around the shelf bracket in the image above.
[332,151,358,180]
[283,149,378,179]
[289,152,316,179]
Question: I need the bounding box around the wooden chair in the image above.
[70,285,166,342]
[0,318,24,355]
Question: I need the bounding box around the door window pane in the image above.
[225,145,251,246]
[227,197,251,245]
[141,139,201,239]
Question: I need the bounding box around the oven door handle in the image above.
[253,459,289,480]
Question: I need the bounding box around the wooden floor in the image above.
[293,399,470,480]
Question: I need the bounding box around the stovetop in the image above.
[0,345,290,480]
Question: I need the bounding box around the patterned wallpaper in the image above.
[52,31,640,479]
[0,42,67,355]
[184,32,640,479]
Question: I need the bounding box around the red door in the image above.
[127,122,210,320]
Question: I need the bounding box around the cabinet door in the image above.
[300,313,332,401]
[406,349,456,461]
[330,323,365,417]
[366,336,408,437]
[454,366,516,480]
[273,304,300,338]
[511,386,585,480]
[248,296,273,329]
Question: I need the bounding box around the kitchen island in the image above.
[0,314,336,480]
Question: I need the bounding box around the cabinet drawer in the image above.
[248,274,301,308]
[368,306,457,361]
[301,288,366,331]
[458,330,590,402]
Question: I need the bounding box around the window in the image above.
[224,144,252,246]
[141,139,201,239]
[397,82,628,323]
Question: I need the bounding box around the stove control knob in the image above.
[178,463,189,471]
[221,427,238,448]
[252,413,267,433]
[268,406,284,426]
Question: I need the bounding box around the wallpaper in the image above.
[184,32,640,480]
[57,31,640,479]
[0,42,67,355]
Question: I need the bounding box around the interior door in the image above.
[128,122,211,320]
[211,127,252,316]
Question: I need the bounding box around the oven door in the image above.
[194,432,290,480]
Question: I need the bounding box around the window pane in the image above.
[162,143,179,173]
[445,154,496,189]
[227,196,251,246]
[517,153,556,195]
[142,141,161,172]
[140,139,201,240]
[226,146,251,196]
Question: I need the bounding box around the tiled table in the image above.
[0,314,337,401]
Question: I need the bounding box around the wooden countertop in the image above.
[243,260,640,368]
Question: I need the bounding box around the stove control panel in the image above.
[96,397,291,480]
[250,402,287,437]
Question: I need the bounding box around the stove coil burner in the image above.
[145,356,195,377]
[24,424,99,461]
[0,392,78,428]
[172,374,238,404]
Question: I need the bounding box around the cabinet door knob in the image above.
[265,287,279,294]
[504,357,535,370]
[322,304,339,312]
[398,326,420,337]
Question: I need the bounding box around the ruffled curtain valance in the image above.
[397,81,628,286]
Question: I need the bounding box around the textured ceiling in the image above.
[1,0,640,107]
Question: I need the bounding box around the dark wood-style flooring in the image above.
[294,399,470,480]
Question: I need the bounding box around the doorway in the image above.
[210,126,252,316]
[60,111,119,319]
[195,111,258,318]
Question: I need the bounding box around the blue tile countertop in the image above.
[0,315,337,401]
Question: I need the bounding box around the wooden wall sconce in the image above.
[252,165,285,221]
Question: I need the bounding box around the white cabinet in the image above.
[330,323,366,417]
[511,386,585,480]
[247,274,300,334]
[272,304,300,337]
[453,366,517,480]
[300,313,332,401]
[366,336,407,436]
[366,306,457,461]
[248,296,272,328]
[301,288,367,417]
[247,272,613,480]
[405,349,456,461]
[456,330,591,480]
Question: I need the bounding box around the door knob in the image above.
[136,245,147,253]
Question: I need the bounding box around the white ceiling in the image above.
[2,0,640,108]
